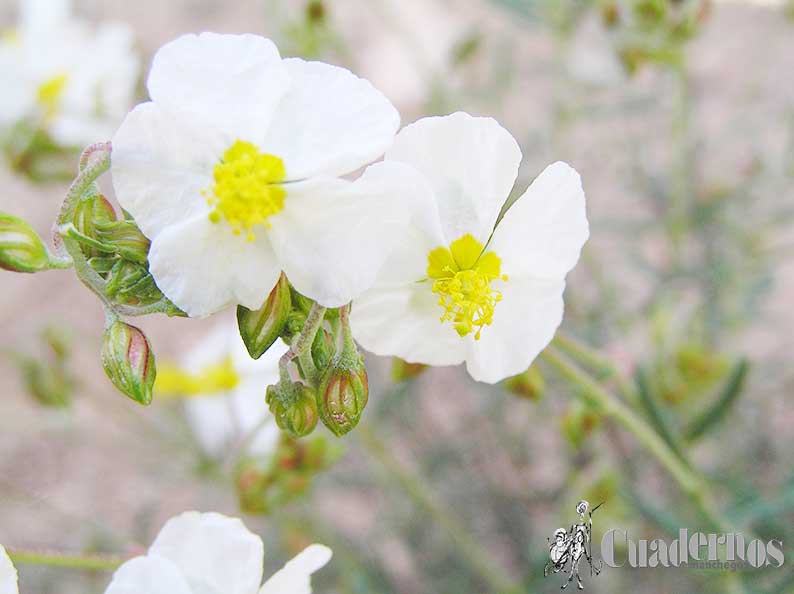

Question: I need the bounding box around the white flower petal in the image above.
[19,0,70,37]
[386,112,522,245]
[149,512,264,594]
[0,545,18,594]
[351,283,468,367]
[259,545,332,594]
[183,327,287,457]
[104,556,193,594]
[147,33,289,140]
[465,278,565,383]
[111,102,227,239]
[489,162,589,280]
[269,162,420,307]
[148,215,281,317]
[262,58,399,179]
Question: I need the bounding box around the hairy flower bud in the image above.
[266,380,318,437]
[101,321,156,405]
[317,354,369,437]
[238,273,291,359]
[104,259,164,306]
[0,212,50,273]
[94,219,150,265]
[503,365,545,400]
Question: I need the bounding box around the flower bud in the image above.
[238,273,291,359]
[266,380,318,437]
[0,212,50,273]
[311,328,335,373]
[561,403,601,449]
[503,365,545,400]
[317,354,369,437]
[391,358,427,383]
[104,259,165,307]
[94,219,151,265]
[101,321,156,405]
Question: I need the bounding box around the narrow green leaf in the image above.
[684,358,749,442]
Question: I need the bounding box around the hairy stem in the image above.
[280,302,326,384]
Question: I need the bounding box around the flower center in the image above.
[427,233,507,340]
[36,73,68,121]
[205,140,287,241]
[155,356,240,397]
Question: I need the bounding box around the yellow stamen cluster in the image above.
[205,140,287,241]
[154,356,240,398]
[36,74,68,121]
[427,233,508,340]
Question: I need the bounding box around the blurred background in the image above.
[1,0,794,593]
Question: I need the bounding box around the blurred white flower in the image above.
[112,32,415,317]
[0,545,18,594]
[0,0,139,147]
[104,511,331,594]
[155,324,288,458]
[351,112,589,383]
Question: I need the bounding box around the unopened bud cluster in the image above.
[600,0,711,74]
[234,433,340,515]
[72,193,181,312]
[244,281,370,438]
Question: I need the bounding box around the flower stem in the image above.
[280,302,326,384]
[6,547,124,571]
[357,423,519,594]
[541,346,728,532]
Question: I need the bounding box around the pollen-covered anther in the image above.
[427,233,508,340]
[205,140,287,240]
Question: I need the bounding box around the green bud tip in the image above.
[101,321,156,405]
[238,272,291,359]
[0,212,51,273]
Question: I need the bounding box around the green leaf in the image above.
[684,358,749,442]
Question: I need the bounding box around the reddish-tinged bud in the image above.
[266,380,318,437]
[317,355,368,437]
[101,321,156,405]
[0,212,50,273]
[503,365,545,400]
[238,273,291,359]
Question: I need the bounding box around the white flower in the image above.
[0,0,139,147]
[155,324,288,458]
[112,32,413,317]
[104,511,331,594]
[350,112,589,383]
[0,545,18,594]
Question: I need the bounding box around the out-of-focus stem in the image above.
[552,333,636,404]
[668,60,691,267]
[541,346,728,533]
[357,423,519,594]
[7,547,124,571]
